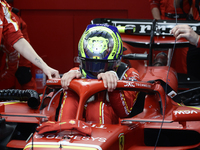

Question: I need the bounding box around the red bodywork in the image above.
[2,76,200,149]
[1,68,200,149]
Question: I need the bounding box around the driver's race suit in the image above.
[58,65,140,124]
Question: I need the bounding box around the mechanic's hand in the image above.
[97,71,118,92]
[43,66,60,79]
[61,70,82,90]
[170,24,199,46]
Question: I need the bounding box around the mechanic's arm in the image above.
[151,7,161,20]
[97,71,118,92]
[174,0,181,8]
[149,0,161,20]
[13,38,60,79]
[170,24,200,46]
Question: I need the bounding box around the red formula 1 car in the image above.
[0,19,200,150]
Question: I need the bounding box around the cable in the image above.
[154,1,178,149]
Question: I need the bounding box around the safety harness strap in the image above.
[116,62,128,79]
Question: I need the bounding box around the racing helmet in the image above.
[78,24,123,79]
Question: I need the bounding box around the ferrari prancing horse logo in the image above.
[119,133,124,150]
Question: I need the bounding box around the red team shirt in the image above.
[0,0,23,89]
[149,0,191,20]
[0,1,36,90]
[0,0,23,49]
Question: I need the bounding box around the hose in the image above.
[0,89,40,109]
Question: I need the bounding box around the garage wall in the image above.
[13,0,152,73]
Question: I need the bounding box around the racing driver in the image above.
[59,24,140,124]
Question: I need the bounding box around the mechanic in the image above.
[0,7,37,90]
[174,0,200,80]
[174,0,200,21]
[59,24,140,124]
[0,0,59,80]
[149,0,192,20]
[0,0,59,140]
[171,24,200,79]
[149,0,191,74]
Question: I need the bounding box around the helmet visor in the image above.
[80,57,119,74]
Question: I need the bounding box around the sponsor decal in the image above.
[168,90,177,98]
[123,81,151,88]
[46,80,59,83]
[0,19,3,25]
[82,137,107,142]
[35,134,107,142]
[91,124,107,129]
[124,81,135,87]
[139,24,197,35]
[135,83,151,88]
[139,25,151,33]
[111,20,199,35]
[174,110,198,115]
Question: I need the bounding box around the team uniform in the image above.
[149,0,191,74]
[58,65,140,124]
[184,0,200,21]
[0,1,23,89]
[185,0,200,80]
[149,0,191,20]
[0,0,23,47]
[0,5,36,90]
[12,11,37,90]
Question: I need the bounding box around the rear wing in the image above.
[91,18,200,49]
[91,18,200,36]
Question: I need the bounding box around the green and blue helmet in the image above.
[78,24,123,79]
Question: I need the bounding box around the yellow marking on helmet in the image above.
[78,34,86,58]
[87,36,109,53]
[117,33,123,58]
[82,69,87,78]
[93,56,100,59]
[107,31,120,59]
